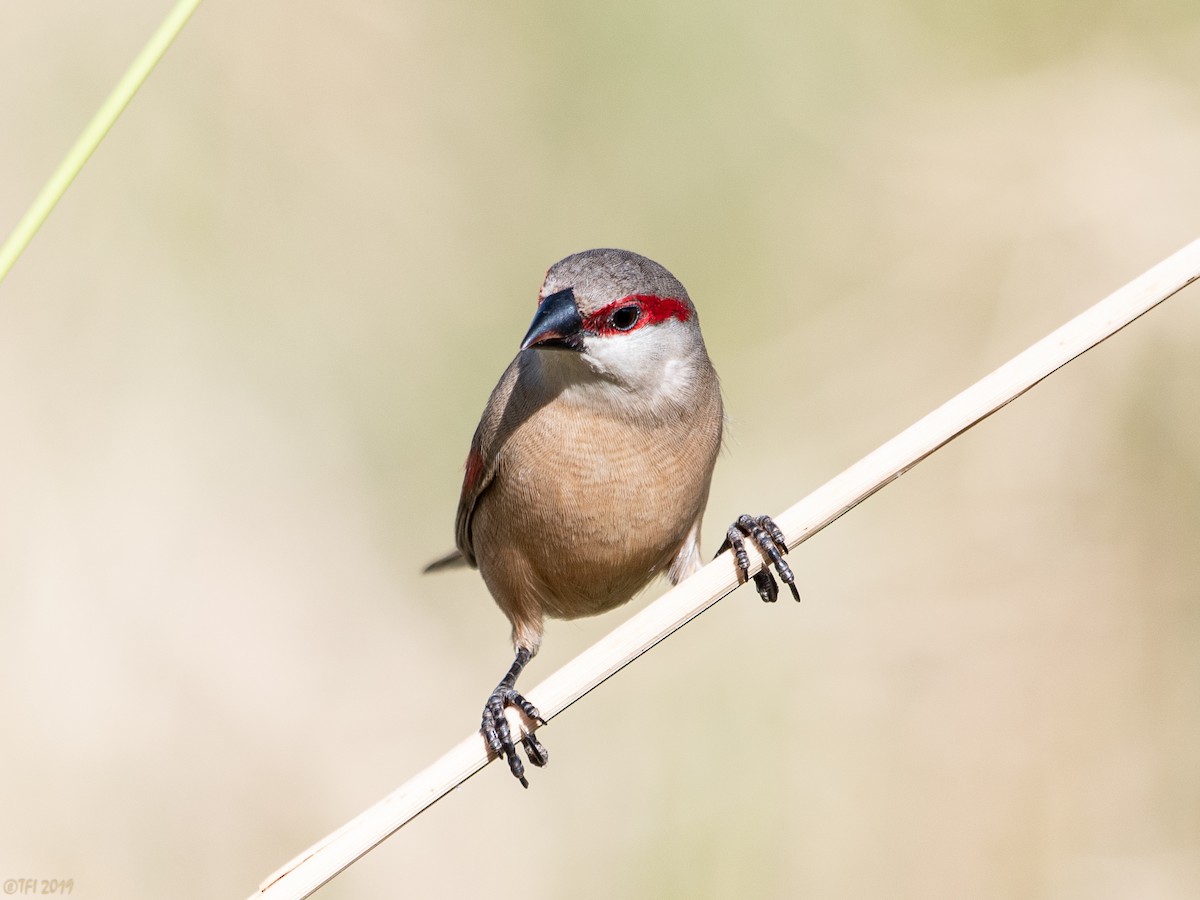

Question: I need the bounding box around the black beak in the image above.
[520,288,584,351]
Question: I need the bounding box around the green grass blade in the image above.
[0,0,204,284]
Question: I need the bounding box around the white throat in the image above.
[534,322,706,417]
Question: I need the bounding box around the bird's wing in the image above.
[666,514,705,584]
[426,352,554,574]
[452,439,494,566]
[422,434,496,573]
[450,355,530,568]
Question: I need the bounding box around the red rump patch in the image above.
[463,447,485,494]
[582,294,692,336]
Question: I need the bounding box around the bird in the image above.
[424,248,798,787]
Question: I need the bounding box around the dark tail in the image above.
[423,550,469,573]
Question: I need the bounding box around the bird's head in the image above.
[519,249,711,399]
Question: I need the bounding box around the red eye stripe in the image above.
[582,294,692,336]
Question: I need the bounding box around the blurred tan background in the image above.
[2,1,1198,897]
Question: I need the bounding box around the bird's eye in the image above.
[610,306,640,331]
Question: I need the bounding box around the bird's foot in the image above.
[482,684,548,788]
[719,513,800,602]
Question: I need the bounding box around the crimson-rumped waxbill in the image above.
[426,248,797,786]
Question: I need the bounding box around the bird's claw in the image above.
[482,686,548,788]
[720,513,800,602]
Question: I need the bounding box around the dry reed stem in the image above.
[251,238,1200,899]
